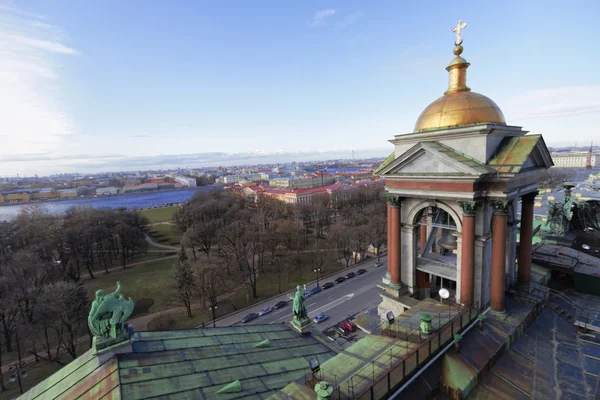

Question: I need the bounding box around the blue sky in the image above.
[0,0,599,175]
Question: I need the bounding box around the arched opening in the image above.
[414,206,459,301]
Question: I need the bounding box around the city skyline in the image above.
[1,0,599,176]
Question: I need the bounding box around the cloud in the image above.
[338,11,363,28]
[0,6,77,157]
[309,9,335,26]
[503,86,600,120]
[130,134,152,138]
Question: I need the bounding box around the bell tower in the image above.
[376,21,553,316]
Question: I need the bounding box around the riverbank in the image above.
[0,186,221,221]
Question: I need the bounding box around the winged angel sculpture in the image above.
[88,281,134,341]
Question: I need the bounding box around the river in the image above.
[0,186,221,221]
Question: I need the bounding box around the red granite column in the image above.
[518,192,537,287]
[459,201,477,307]
[419,215,427,255]
[387,203,393,279]
[389,203,402,287]
[491,201,509,313]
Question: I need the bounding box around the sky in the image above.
[0,0,599,176]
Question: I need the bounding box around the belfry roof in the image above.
[19,324,336,400]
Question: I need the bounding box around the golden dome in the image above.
[413,34,506,132]
[414,91,506,132]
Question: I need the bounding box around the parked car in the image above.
[313,314,329,324]
[273,301,288,309]
[356,269,367,275]
[241,313,259,323]
[304,291,312,298]
[310,286,321,295]
[340,320,357,333]
[335,325,350,336]
[322,282,334,290]
[375,261,383,267]
[259,307,273,316]
[345,272,356,279]
[334,276,346,284]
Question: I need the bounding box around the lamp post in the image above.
[209,305,218,328]
[313,267,321,288]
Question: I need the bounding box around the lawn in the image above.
[148,223,183,246]
[84,257,179,313]
[138,206,179,224]
[147,249,348,330]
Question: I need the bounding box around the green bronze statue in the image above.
[288,284,309,322]
[546,183,575,236]
[88,281,134,345]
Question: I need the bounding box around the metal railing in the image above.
[305,302,479,399]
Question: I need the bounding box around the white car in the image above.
[259,307,273,316]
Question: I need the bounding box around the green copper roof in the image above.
[20,324,336,400]
[374,151,395,175]
[488,135,542,173]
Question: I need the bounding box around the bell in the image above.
[437,231,457,251]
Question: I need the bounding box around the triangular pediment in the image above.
[379,142,493,177]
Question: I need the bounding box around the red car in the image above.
[340,320,357,333]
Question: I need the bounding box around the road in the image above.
[215,257,387,331]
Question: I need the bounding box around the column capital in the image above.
[490,200,510,215]
[458,200,479,216]
[521,191,538,204]
[384,193,402,208]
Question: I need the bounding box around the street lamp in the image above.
[209,305,218,328]
[313,267,321,288]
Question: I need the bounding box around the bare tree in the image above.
[196,263,224,325]
[37,281,89,360]
[172,248,196,318]
[330,223,353,267]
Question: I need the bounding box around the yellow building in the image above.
[4,193,30,203]
[31,192,61,200]
[0,194,4,204]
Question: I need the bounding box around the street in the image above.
[213,257,387,331]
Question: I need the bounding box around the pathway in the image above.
[145,234,178,251]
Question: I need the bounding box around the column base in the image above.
[489,309,507,319]
[382,272,391,286]
[386,282,407,298]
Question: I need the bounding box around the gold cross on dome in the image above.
[452,20,467,45]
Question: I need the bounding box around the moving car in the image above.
[356,269,367,275]
[334,276,346,284]
[310,286,321,295]
[345,272,356,279]
[241,313,258,323]
[322,282,334,290]
[340,320,357,333]
[313,314,329,324]
[273,301,287,309]
[259,307,273,316]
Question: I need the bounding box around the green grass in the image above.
[84,257,179,313]
[138,206,179,224]
[149,224,183,246]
